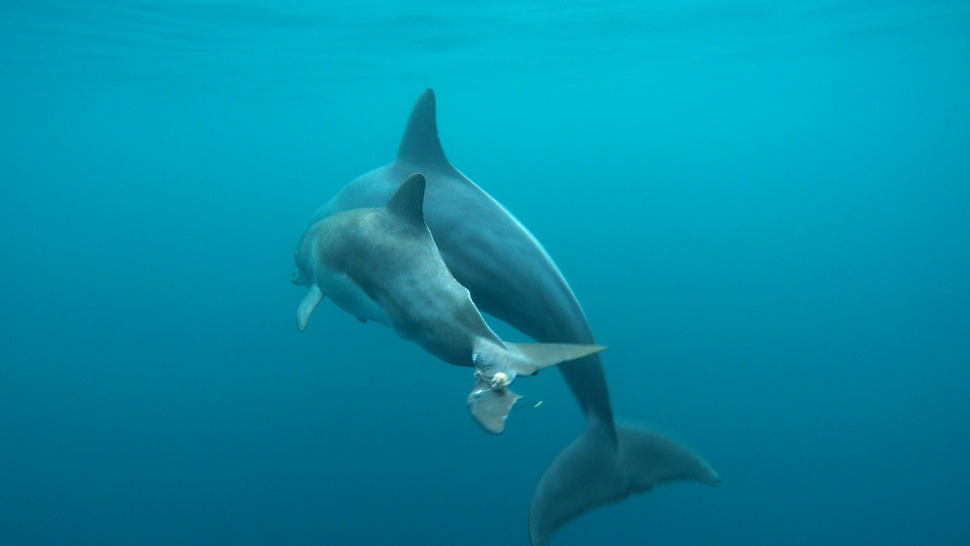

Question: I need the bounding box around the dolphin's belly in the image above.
[318,264,391,326]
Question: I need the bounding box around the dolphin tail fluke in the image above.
[529,421,720,546]
[467,342,606,434]
[467,375,523,435]
[506,342,607,375]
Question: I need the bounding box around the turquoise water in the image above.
[2,2,969,544]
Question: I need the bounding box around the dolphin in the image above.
[292,173,606,433]
[295,90,720,545]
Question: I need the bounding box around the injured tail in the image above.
[467,342,606,434]
[529,420,720,546]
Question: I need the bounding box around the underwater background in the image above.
[1,1,968,545]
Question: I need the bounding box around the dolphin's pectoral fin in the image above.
[528,422,719,546]
[467,370,522,434]
[507,342,607,375]
[296,285,324,333]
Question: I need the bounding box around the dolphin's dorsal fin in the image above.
[396,89,449,168]
[384,173,426,226]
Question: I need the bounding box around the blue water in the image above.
[2,2,968,545]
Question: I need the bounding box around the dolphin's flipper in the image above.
[529,422,720,546]
[467,373,523,434]
[296,285,324,332]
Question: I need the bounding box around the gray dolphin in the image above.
[293,90,719,545]
[292,173,605,433]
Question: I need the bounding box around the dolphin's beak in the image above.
[290,268,302,285]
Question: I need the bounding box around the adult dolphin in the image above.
[302,89,720,545]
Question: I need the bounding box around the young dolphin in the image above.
[292,173,605,434]
[296,90,719,545]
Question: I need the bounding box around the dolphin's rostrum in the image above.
[294,89,719,545]
[292,173,605,433]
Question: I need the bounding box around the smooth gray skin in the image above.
[297,90,719,545]
[294,173,498,366]
[292,173,604,433]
